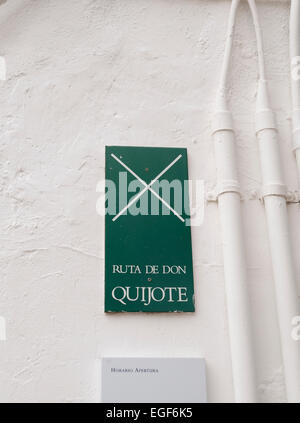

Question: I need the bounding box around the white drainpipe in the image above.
[290,0,300,178]
[248,0,300,403]
[212,0,257,403]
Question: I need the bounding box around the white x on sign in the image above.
[111,153,185,223]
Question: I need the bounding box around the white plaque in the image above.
[101,357,207,403]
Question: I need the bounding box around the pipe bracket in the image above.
[212,111,234,134]
[292,109,300,152]
[292,128,300,152]
[286,191,300,203]
[261,183,287,199]
[255,110,276,134]
[207,180,241,202]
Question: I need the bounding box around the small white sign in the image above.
[101,357,207,403]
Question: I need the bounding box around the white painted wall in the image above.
[0,0,298,403]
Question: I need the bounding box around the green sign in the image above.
[105,146,195,312]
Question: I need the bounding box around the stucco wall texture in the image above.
[0,0,298,403]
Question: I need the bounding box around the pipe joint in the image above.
[217,179,241,199]
[255,110,276,134]
[293,129,300,152]
[292,109,300,152]
[207,180,241,202]
[212,111,234,134]
[261,183,287,199]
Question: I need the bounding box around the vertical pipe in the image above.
[290,0,300,179]
[213,127,257,402]
[248,0,300,402]
[212,0,257,402]
[256,123,300,402]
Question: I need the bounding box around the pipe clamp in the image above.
[262,183,287,199]
[255,110,276,134]
[293,128,300,152]
[216,180,241,198]
[292,110,300,152]
[212,111,234,134]
[207,180,241,202]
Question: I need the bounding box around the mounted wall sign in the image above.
[105,146,195,312]
[101,357,207,403]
